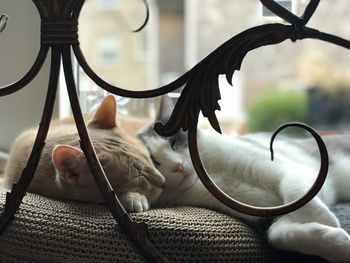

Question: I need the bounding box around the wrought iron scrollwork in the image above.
[132,0,149,33]
[0,0,348,262]
[0,0,168,262]
[154,0,350,217]
[187,122,329,217]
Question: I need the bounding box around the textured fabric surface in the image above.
[332,202,350,232]
[0,193,334,263]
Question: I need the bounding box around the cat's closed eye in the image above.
[170,138,176,150]
[150,154,160,167]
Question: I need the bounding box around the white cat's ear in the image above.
[88,95,117,129]
[52,145,92,186]
[157,95,174,122]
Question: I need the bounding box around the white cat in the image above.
[138,96,350,262]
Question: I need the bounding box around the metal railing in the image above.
[0,0,349,262]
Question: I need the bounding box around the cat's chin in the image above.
[148,188,163,205]
[164,173,197,192]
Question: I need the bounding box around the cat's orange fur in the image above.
[4,95,164,212]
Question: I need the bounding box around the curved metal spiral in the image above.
[132,0,149,33]
[0,46,49,96]
[187,122,328,217]
[61,45,168,262]
[0,45,60,228]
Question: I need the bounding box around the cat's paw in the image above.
[294,199,340,227]
[119,192,149,213]
[323,228,350,262]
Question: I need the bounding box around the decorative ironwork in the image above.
[132,0,149,33]
[187,122,328,217]
[155,0,349,217]
[0,0,348,261]
[41,20,79,44]
[0,0,168,262]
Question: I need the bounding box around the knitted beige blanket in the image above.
[0,152,344,262]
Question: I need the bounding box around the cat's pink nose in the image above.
[173,163,184,173]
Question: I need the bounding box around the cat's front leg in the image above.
[280,174,340,227]
[119,192,149,212]
[268,214,350,262]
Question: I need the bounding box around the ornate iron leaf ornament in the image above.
[0,0,348,261]
[156,0,345,218]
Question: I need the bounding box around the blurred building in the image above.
[77,0,350,132]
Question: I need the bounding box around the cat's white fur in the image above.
[138,98,350,262]
[141,130,350,261]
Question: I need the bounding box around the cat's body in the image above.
[137,96,350,262]
[3,95,165,212]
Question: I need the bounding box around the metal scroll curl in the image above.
[153,0,350,216]
[131,0,149,33]
[187,122,329,217]
[0,46,49,97]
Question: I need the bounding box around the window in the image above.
[74,0,350,135]
[133,33,148,61]
[262,0,293,17]
[97,35,120,66]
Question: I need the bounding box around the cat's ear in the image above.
[52,145,92,186]
[156,95,174,122]
[88,95,117,129]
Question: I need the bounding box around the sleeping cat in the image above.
[137,95,350,262]
[3,95,165,212]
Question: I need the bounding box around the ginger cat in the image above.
[3,95,165,212]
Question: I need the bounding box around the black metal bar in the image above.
[260,0,302,24]
[61,45,169,263]
[0,46,60,230]
[187,121,329,217]
[72,43,191,98]
[0,46,49,96]
[301,0,320,24]
[132,0,149,33]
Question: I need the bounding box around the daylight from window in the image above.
[76,0,350,135]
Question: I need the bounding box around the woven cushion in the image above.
[1,193,346,262]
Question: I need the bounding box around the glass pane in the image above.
[0,0,40,87]
[76,0,350,135]
[78,0,157,92]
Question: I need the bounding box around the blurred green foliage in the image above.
[247,90,307,133]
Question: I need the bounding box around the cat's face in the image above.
[137,96,198,191]
[52,95,165,204]
[138,126,197,191]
